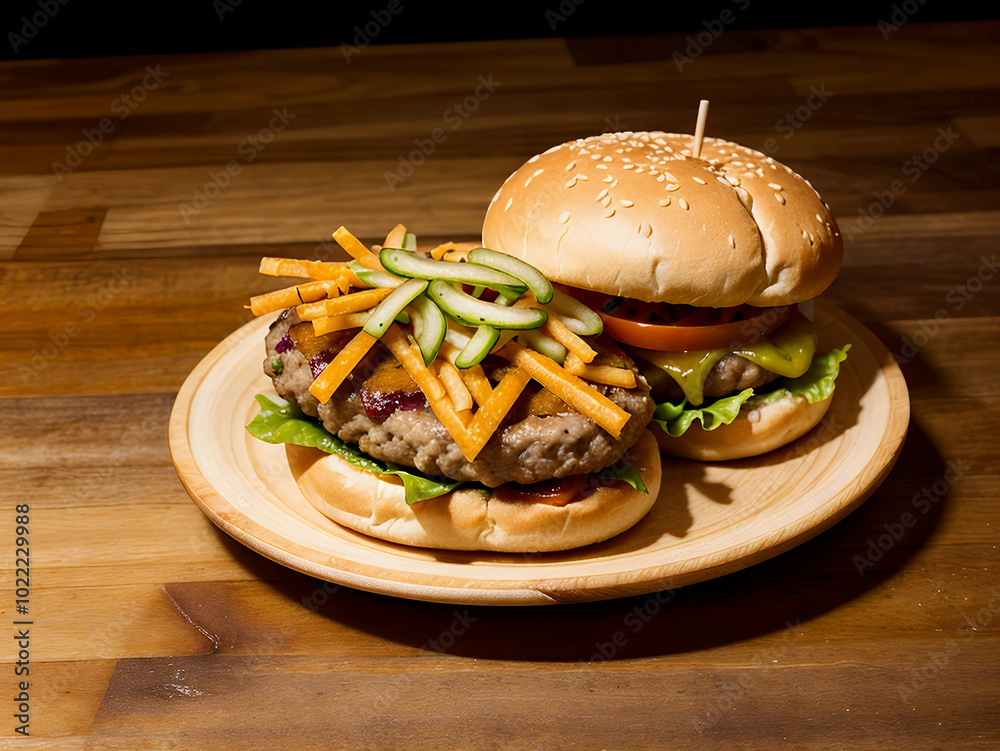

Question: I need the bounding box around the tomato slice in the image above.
[563,286,793,352]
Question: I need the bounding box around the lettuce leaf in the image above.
[245,394,461,504]
[246,393,649,503]
[652,346,850,438]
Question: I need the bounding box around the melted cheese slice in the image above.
[628,313,818,406]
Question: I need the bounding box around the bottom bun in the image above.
[287,430,662,553]
[654,394,834,461]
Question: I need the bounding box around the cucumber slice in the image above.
[467,248,554,304]
[349,260,405,289]
[427,280,547,330]
[380,248,527,293]
[455,325,500,369]
[519,329,567,365]
[363,278,428,338]
[408,293,447,365]
[402,232,417,251]
[545,288,604,336]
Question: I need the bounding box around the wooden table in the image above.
[3,19,998,749]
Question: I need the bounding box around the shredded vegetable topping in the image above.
[248,224,639,460]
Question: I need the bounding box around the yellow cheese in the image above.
[629,313,817,406]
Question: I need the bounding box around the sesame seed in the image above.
[565,177,577,188]
[693,177,707,185]
[602,156,613,162]
[504,197,513,212]
[623,164,634,170]
[639,222,653,238]
[596,164,608,170]
[728,234,736,248]
[768,182,782,190]
[664,183,680,192]
[620,199,634,207]
[659,198,671,207]
[775,192,786,205]
[597,189,609,201]
[604,208,616,218]
[565,162,576,171]
[679,198,690,210]
[559,211,571,224]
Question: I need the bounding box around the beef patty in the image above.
[264,309,655,487]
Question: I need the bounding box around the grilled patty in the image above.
[264,309,655,487]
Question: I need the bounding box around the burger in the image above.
[481,130,848,461]
[246,224,662,553]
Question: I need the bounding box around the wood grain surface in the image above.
[2,18,998,750]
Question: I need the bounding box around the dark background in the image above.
[1,0,994,61]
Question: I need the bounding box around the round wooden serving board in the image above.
[169,301,909,606]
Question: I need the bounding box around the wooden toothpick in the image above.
[692,99,710,158]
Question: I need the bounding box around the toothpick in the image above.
[692,99,709,158]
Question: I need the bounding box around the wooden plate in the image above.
[169,301,909,606]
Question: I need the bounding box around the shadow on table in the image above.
[227,416,947,662]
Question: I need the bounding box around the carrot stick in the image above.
[312,311,371,335]
[498,341,631,438]
[564,352,637,388]
[296,287,393,321]
[437,360,474,413]
[258,258,362,286]
[333,226,383,271]
[247,280,346,316]
[308,330,379,403]
[544,316,597,364]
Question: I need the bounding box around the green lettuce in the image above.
[652,346,850,438]
[246,394,461,504]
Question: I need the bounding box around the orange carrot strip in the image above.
[381,325,447,404]
[499,341,630,438]
[332,226,383,271]
[383,223,407,249]
[247,280,345,316]
[564,352,637,388]
[458,364,493,406]
[544,316,597,364]
[308,330,379,403]
[437,360,474,413]
[258,258,361,287]
[312,311,371,335]
[296,287,393,321]
[462,366,532,458]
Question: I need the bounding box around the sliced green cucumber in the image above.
[467,248,554,304]
[363,278,428,338]
[407,293,447,365]
[455,325,500,369]
[402,232,417,251]
[427,280,547,330]
[349,260,405,289]
[545,288,603,336]
[519,329,567,365]
[380,248,527,293]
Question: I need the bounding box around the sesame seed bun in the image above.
[286,430,662,553]
[481,131,842,308]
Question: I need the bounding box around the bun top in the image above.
[481,131,842,308]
